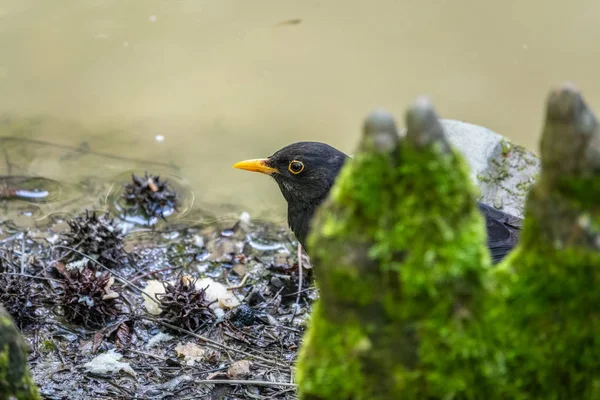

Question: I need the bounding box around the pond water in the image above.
[1,0,599,224]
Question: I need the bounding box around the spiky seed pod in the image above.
[56,264,122,329]
[121,172,179,220]
[0,275,40,329]
[62,211,125,268]
[230,304,256,328]
[156,275,216,331]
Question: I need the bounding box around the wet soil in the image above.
[0,207,313,399]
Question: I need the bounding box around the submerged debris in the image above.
[56,264,123,329]
[156,274,217,331]
[62,210,126,268]
[121,172,179,221]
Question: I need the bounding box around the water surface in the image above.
[1,0,599,221]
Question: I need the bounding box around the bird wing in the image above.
[477,202,522,263]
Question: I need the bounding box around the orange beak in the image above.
[232,158,278,175]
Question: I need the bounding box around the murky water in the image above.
[1,0,599,223]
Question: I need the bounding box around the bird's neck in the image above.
[287,199,321,249]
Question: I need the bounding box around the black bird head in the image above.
[233,141,349,248]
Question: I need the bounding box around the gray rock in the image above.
[401,119,540,218]
[443,119,540,217]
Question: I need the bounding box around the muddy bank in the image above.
[0,207,311,399]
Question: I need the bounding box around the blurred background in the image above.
[1,0,599,223]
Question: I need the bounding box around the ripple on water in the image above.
[1,204,44,229]
[104,169,194,227]
[0,176,62,203]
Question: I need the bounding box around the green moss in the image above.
[297,88,598,399]
[40,340,56,353]
[0,308,40,400]
[515,180,533,193]
[500,139,511,157]
[0,344,40,400]
[296,113,493,399]
[295,302,368,399]
[486,175,600,399]
[0,345,8,386]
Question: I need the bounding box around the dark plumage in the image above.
[234,141,522,263]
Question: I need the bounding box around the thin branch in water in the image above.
[0,136,179,170]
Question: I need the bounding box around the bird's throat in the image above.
[287,202,318,250]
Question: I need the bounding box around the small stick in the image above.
[0,272,62,284]
[126,265,180,285]
[226,273,249,291]
[127,348,167,361]
[20,233,26,275]
[289,243,304,325]
[196,379,296,388]
[295,244,303,308]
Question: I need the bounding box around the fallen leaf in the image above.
[228,360,251,378]
[83,349,136,376]
[232,263,246,277]
[175,342,206,366]
[143,280,165,315]
[146,332,174,348]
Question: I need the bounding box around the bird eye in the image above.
[288,160,304,174]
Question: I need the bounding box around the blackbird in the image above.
[233,141,522,263]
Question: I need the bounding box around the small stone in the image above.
[193,235,204,248]
[228,360,251,379]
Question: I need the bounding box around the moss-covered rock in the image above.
[0,305,40,400]
[488,84,600,399]
[296,100,492,399]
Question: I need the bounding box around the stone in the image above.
[438,119,539,217]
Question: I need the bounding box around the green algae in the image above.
[296,104,493,399]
